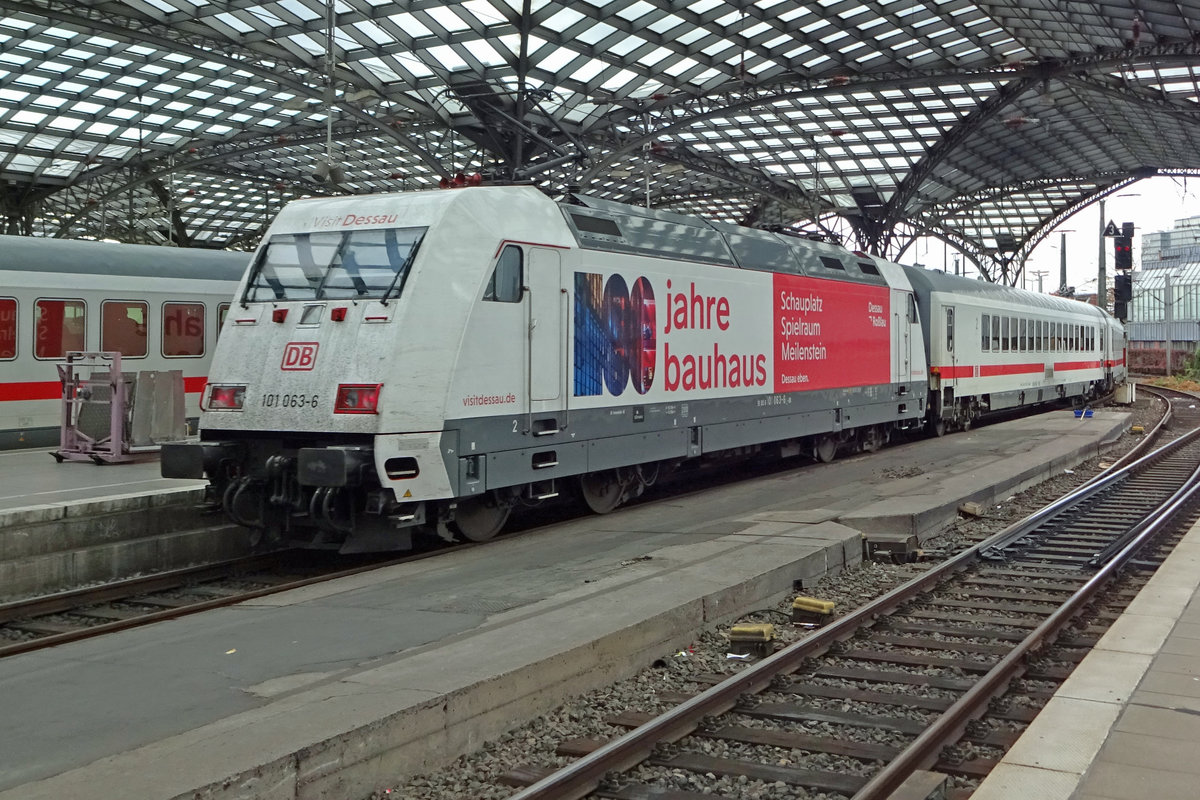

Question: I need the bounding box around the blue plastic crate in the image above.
[1073,408,1093,418]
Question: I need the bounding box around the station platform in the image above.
[971,517,1200,800]
[0,409,1134,800]
[0,446,206,514]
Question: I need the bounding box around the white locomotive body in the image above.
[163,186,1124,552]
[0,236,245,448]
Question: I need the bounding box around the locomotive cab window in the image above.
[34,299,85,359]
[101,301,148,358]
[484,245,523,303]
[162,302,205,357]
[0,298,15,359]
[244,227,426,302]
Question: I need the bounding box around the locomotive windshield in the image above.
[244,227,426,302]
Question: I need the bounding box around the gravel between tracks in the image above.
[370,398,1159,800]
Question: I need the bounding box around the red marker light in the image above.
[207,384,246,410]
[330,307,348,322]
[272,308,288,323]
[334,383,382,414]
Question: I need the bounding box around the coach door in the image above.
[944,306,956,386]
[528,248,562,402]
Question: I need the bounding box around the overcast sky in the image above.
[907,175,1200,293]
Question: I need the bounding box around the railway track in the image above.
[0,550,420,658]
[497,388,1200,800]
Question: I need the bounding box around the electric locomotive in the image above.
[162,186,1124,553]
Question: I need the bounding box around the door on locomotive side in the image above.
[528,247,563,403]
[891,289,914,383]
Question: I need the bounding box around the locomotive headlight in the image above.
[334,383,382,414]
[206,384,246,411]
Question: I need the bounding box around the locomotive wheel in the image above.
[580,470,624,514]
[815,436,837,463]
[453,494,511,542]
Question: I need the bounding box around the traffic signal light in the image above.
[1114,235,1133,270]
[1114,273,1132,302]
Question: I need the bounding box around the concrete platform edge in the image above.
[844,412,1129,544]
[969,517,1200,800]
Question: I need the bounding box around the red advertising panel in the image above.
[773,273,890,392]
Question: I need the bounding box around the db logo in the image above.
[281,342,319,371]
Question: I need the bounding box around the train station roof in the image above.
[2,0,1200,282]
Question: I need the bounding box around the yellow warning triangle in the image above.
[403,490,412,498]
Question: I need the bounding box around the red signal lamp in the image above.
[206,384,246,410]
[334,383,382,414]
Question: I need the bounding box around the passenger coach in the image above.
[0,236,245,448]
[905,268,1127,434]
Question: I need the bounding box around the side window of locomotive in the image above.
[981,314,989,351]
[101,301,148,358]
[484,245,523,303]
[34,299,85,359]
[945,308,954,352]
[907,294,917,323]
[217,303,231,339]
[0,298,15,359]
[162,302,205,357]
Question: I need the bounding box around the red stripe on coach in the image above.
[0,381,59,401]
[1,377,208,402]
[935,366,974,379]
[1054,360,1102,371]
[978,363,1045,377]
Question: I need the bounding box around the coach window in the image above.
[1000,317,1009,351]
[1019,319,1027,351]
[0,298,15,359]
[162,302,205,357]
[1034,320,1041,351]
[101,301,147,358]
[484,245,523,303]
[945,308,954,351]
[991,315,1000,350]
[981,314,990,351]
[217,303,231,339]
[34,299,85,359]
